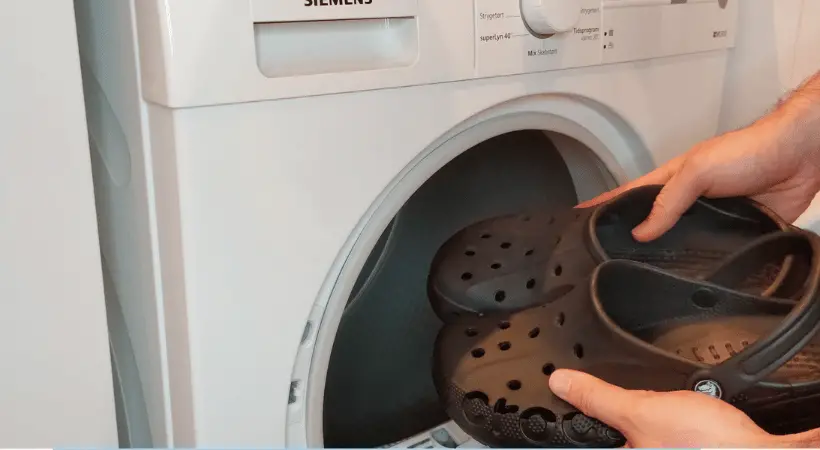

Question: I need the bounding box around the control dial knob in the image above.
[520,0,582,36]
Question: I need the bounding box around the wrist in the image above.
[770,428,820,448]
[759,71,820,166]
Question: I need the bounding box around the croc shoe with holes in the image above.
[432,188,820,448]
[433,230,820,447]
[428,184,800,324]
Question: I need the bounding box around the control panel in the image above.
[476,0,601,77]
[521,0,583,36]
[476,0,737,77]
[133,0,738,107]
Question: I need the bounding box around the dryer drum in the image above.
[432,185,820,448]
[323,130,595,447]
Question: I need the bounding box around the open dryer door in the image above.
[318,128,619,448]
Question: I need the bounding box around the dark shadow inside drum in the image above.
[322,130,610,447]
[594,191,783,289]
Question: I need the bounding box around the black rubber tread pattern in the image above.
[441,369,624,448]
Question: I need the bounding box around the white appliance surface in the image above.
[69,0,791,448]
[0,0,117,447]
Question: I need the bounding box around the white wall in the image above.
[717,0,820,230]
[0,0,117,446]
[791,1,820,231]
[718,0,803,132]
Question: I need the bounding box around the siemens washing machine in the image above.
[74,0,740,447]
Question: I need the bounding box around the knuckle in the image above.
[568,383,596,415]
[651,195,670,214]
[650,195,675,220]
[680,157,710,186]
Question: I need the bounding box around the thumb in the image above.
[631,161,707,242]
[549,369,637,432]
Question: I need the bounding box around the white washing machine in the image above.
[74,0,740,447]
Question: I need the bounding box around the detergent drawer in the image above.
[133,0,474,107]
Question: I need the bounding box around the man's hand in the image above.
[548,369,780,448]
[579,71,820,242]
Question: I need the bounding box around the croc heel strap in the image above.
[683,232,820,400]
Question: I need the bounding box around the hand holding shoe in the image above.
[580,73,820,242]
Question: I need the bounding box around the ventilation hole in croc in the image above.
[526,278,536,289]
[507,380,522,391]
[742,340,750,348]
[491,262,502,270]
[463,391,489,425]
[499,341,512,351]
[554,265,563,276]
[461,272,473,281]
[692,288,718,308]
[494,398,519,414]
[465,328,478,337]
[549,217,556,225]
[525,249,535,256]
[499,321,510,330]
[529,327,540,338]
[472,348,485,358]
[500,242,512,249]
[556,312,565,327]
[520,407,556,444]
[556,236,562,245]
[544,284,575,303]
[573,344,584,359]
[709,345,720,360]
[495,290,506,302]
[725,343,737,356]
[465,391,488,402]
[465,249,476,256]
[481,233,492,239]
[542,363,556,375]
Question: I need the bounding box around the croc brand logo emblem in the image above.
[693,379,723,399]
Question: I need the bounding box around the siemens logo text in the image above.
[305,0,374,6]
